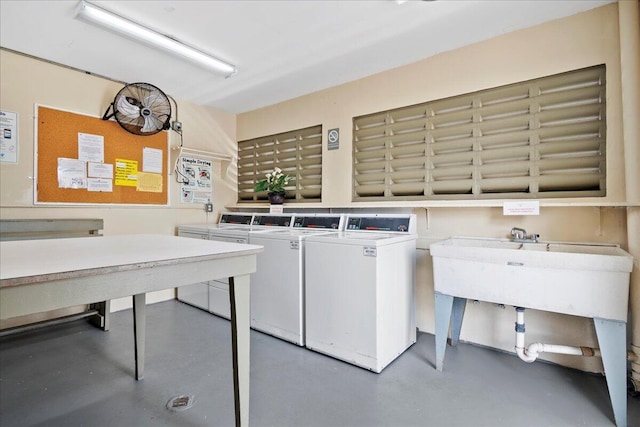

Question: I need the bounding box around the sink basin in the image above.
[430,237,633,321]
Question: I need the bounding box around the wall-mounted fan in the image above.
[102,82,171,136]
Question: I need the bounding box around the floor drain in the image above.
[166,395,195,412]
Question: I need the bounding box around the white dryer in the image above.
[304,214,417,373]
[249,214,343,346]
[207,213,294,319]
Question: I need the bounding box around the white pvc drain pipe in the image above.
[514,307,600,363]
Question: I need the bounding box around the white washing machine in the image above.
[207,213,294,319]
[304,214,417,373]
[177,213,255,313]
[177,224,213,310]
[248,214,344,346]
[206,212,256,319]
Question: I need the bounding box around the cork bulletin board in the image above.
[35,105,168,205]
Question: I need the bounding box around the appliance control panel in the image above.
[292,215,342,230]
[219,213,254,225]
[345,215,416,234]
[252,214,294,227]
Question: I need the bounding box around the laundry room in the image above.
[1,1,639,426]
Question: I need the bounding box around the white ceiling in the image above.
[1,0,614,114]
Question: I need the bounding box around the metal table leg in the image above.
[230,274,251,427]
[133,293,146,381]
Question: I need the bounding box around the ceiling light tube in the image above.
[75,0,236,77]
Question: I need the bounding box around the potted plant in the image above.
[254,167,293,204]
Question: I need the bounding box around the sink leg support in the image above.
[594,318,627,427]
[450,297,467,346]
[434,292,467,371]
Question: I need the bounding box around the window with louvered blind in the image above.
[353,65,606,201]
[237,125,322,203]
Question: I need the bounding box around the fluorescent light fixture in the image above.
[75,0,236,77]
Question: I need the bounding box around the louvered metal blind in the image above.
[353,65,606,201]
[237,125,323,203]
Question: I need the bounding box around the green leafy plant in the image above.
[254,167,293,193]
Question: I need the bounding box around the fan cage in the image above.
[111,82,172,136]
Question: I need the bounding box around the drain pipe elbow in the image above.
[515,307,539,363]
[516,343,540,363]
[514,307,605,363]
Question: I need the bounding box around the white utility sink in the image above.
[431,236,634,426]
[430,237,633,322]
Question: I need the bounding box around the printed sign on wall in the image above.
[179,156,212,204]
[0,110,18,163]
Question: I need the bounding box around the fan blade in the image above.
[141,114,162,133]
[143,90,164,109]
[116,95,141,118]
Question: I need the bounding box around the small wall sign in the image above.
[327,128,339,150]
[503,201,540,216]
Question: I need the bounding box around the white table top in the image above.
[1,234,263,287]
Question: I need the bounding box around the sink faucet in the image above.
[510,227,540,243]
[511,227,526,240]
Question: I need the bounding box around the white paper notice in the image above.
[181,189,210,204]
[88,178,113,192]
[78,133,104,163]
[143,147,163,173]
[88,162,113,179]
[0,110,18,163]
[57,157,87,189]
[503,201,540,216]
[269,205,284,214]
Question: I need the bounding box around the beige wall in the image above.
[238,3,627,207]
[0,49,237,318]
[237,4,636,372]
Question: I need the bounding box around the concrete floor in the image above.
[1,300,638,427]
